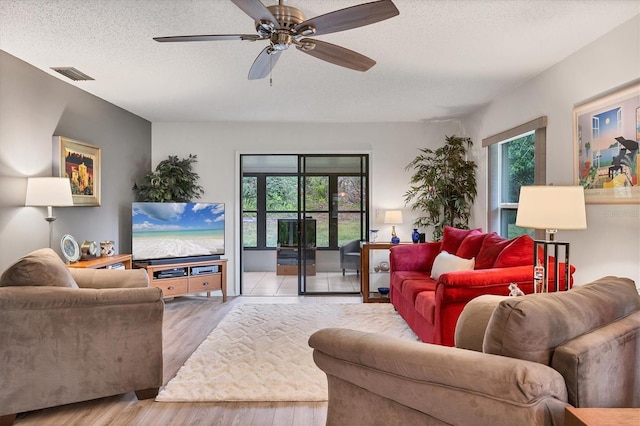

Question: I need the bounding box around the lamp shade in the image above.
[25,177,73,207]
[384,210,403,224]
[516,185,587,230]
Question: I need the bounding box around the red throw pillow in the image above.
[440,226,482,255]
[493,235,534,268]
[475,232,509,269]
[456,233,487,259]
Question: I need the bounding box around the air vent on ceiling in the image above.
[50,67,94,81]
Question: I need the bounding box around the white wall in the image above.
[152,120,464,295]
[465,15,640,286]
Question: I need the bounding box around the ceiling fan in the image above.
[153,0,399,80]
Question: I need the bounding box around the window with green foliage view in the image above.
[498,133,535,238]
[242,174,365,249]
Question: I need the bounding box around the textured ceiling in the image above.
[1,0,638,123]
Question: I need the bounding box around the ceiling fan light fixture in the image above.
[297,40,316,52]
[297,25,316,37]
[256,20,275,37]
[270,32,292,51]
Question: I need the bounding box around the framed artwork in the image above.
[573,82,640,204]
[53,136,101,206]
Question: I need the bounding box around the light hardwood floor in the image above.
[13,294,360,426]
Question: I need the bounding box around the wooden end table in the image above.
[565,407,640,426]
[67,253,132,269]
[361,242,411,303]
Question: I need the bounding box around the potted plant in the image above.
[134,154,204,202]
[404,135,477,240]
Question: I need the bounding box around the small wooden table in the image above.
[361,242,410,303]
[565,407,640,426]
[67,253,132,269]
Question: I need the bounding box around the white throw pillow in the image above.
[430,251,475,280]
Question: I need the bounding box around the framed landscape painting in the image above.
[53,136,101,206]
[573,82,640,204]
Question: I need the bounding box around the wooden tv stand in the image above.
[135,258,227,302]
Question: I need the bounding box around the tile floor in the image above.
[242,271,361,296]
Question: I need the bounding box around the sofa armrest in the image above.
[310,328,568,426]
[433,266,534,306]
[389,242,441,272]
[0,285,162,309]
[69,268,149,289]
[439,265,533,288]
[454,294,510,351]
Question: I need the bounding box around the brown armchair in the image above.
[0,249,164,425]
[310,276,640,425]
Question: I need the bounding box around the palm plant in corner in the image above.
[404,135,477,241]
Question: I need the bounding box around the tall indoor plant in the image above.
[404,135,477,240]
[134,154,204,202]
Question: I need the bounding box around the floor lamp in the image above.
[25,177,74,248]
[516,185,587,293]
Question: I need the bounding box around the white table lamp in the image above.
[516,185,587,292]
[384,210,403,243]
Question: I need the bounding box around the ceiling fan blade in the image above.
[294,0,399,37]
[297,39,375,72]
[154,34,263,42]
[231,0,280,29]
[248,46,281,80]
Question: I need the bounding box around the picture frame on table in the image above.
[53,136,101,206]
[573,81,640,204]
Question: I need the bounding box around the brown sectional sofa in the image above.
[310,276,640,425]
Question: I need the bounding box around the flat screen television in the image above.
[277,218,316,248]
[132,202,224,264]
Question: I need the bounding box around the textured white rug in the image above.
[156,303,418,402]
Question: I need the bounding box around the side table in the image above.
[565,407,640,426]
[67,253,132,269]
[361,242,407,303]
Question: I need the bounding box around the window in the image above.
[497,132,535,238]
[242,172,365,250]
[337,176,364,246]
[483,117,547,239]
[266,176,298,247]
[242,176,258,247]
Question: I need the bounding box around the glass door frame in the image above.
[297,154,369,295]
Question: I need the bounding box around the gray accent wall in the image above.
[0,51,151,271]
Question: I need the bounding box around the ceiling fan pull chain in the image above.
[270,53,273,87]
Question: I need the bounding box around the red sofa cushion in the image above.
[402,279,437,304]
[440,226,482,255]
[390,271,431,294]
[474,232,509,269]
[456,233,487,259]
[415,290,436,325]
[493,235,534,268]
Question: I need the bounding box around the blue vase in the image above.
[412,229,420,243]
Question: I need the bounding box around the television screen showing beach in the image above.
[132,202,225,261]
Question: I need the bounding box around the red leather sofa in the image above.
[389,226,574,346]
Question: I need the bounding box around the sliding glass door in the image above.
[298,154,368,295]
[240,154,368,296]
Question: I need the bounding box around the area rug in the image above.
[156,303,418,402]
